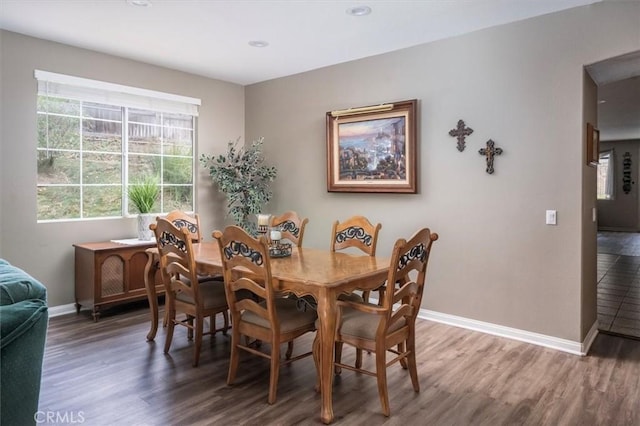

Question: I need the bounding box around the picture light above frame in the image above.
[326,99,418,193]
[330,103,394,118]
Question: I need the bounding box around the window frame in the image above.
[35,70,200,223]
[597,149,615,201]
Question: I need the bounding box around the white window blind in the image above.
[34,70,201,116]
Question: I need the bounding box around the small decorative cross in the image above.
[448,119,474,152]
[478,139,503,174]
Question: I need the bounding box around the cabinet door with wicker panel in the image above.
[74,241,162,321]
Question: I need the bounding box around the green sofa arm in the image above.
[0,259,49,426]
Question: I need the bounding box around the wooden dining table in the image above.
[143,241,390,424]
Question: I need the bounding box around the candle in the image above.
[270,230,282,241]
[257,214,270,226]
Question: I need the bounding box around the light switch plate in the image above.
[546,210,557,225]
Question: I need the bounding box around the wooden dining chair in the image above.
[151,217,230,367]
[331,215,382,367]
[269,211,309,247]
[213,225,317,404]
[160,210,223,329]
[269,210,310,355]
[315,227,438,416]
[330,214,383,302]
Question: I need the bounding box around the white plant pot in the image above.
[137,214,155,240]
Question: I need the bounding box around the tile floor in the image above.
[597,231,640,338]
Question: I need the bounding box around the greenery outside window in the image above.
[35,70,200,221]
[597,149,614,201]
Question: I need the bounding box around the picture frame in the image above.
[587,122,600,167]
[326,99,417,193]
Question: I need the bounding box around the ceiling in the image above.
[587,51,640,141]
[597,76,640,141]
[0,0,598,86]
[1,0,637,141]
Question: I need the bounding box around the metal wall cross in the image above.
[478,139,503,174]
[448,119,474,152]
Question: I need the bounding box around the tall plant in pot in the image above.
[200,137,277,236]
[128,176,160,240]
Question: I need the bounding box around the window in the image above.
[597,149,614,200]
[35,71,200,221]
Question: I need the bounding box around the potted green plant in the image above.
[200,137,277,235]
[128,176,160,240]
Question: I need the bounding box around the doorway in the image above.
[588,51,640,339]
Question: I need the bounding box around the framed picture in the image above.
[587,122,600,167]
[326,99,417,193]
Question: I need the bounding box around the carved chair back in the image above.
[164,210,202,243]
[270,211,309,247]
[330,215,382,256]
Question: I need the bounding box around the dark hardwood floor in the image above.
[40,303,640,425]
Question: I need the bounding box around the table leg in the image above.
[316,288,337,424]
[144,249,159,341]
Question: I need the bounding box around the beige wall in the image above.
[246,2,640,342]
[1,2,638,343]
[597,139,640,230]
[0,30,245,306]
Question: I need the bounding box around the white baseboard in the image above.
[418,309,598,356]
[47,300,599,356]
[47,303,77,318]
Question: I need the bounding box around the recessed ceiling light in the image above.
[346,5,372,16]
[598,100,607,104]
[127,0,152,7]
[248,40,269,48]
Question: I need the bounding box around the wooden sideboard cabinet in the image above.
[74,241,162,321]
